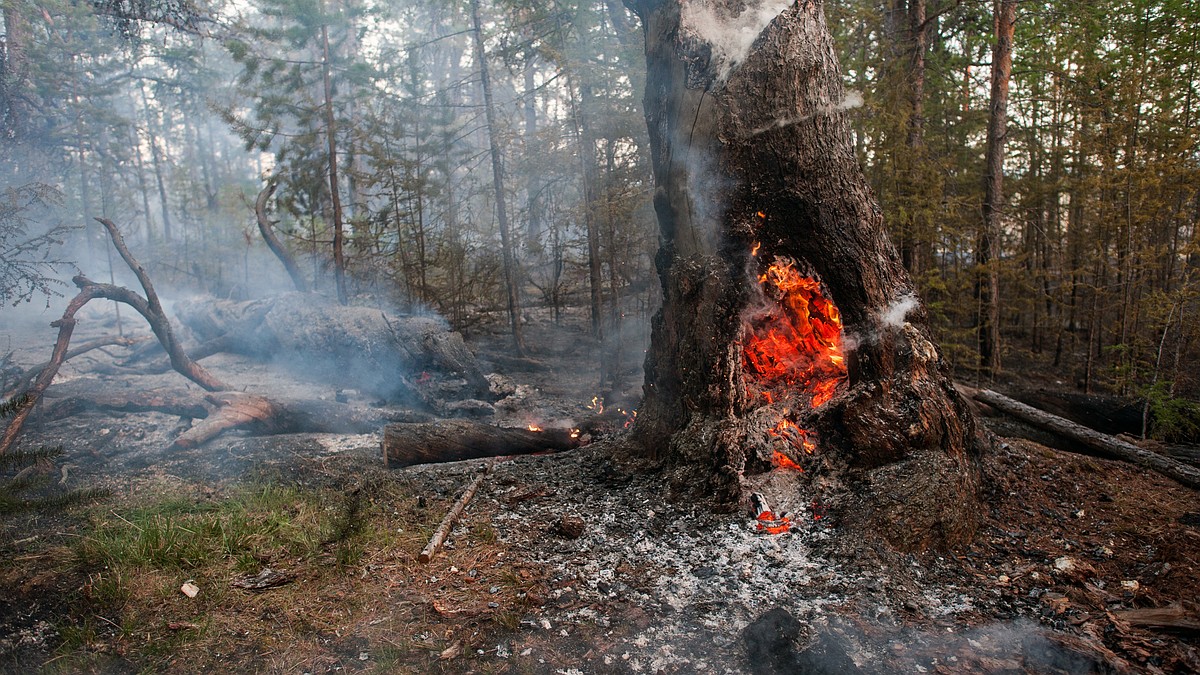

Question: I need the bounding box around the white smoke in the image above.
[877,292,919,330]
[681,0,794,83]
[749,90,865,136]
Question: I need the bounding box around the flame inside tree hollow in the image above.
[743,252,847,469]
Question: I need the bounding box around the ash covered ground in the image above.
[1,305,1198,673]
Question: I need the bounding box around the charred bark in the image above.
[625,0,981,550]
[382,420,581,468]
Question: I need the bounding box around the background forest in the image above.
[2,0,1198,437]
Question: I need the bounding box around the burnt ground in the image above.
[1,307,1198,673]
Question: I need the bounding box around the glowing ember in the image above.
[755,511,793,535]
[527,424,543,432]
[744,249,847,466]
[772,451,803,472]
[743,254,846,408]
[570,428,581,439]
[588,396,604,414]
[749,493,793,534]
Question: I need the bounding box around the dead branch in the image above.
[255,179,310,293]
[96,218,228,392]
[971,388,1200,491]
[74,275,228,391]
[419,465,490,563]
[1,285,104,454]
[2,334,144,399]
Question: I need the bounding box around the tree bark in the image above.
[976,0,1016,378]
[470,0,525,355]
[624,0,981,550]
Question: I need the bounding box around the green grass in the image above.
[73,484,329,575]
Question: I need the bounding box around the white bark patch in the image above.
[681,0,794,83]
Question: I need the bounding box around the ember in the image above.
[744,251,847,464]
[527,424,543,432]
[743,255,846,408]
[749,492,793,535]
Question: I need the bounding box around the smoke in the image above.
[681,0,794,83]
[749,90,865,136]
[877,293,919,330]
[841,293,921,354]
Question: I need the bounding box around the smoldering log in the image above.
[382,420,581,468]
[971,388,1200,491]
[173,294,491,400]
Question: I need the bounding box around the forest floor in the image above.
[0,306,1198,674]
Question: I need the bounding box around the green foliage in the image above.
[0,183,74,307]
[1143,381,1200,443]
[1,393,108,516]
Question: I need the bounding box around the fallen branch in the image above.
[2,334,144,399]
[971,388,1200,491]
[2,217,229,454]
[419,465,490,563]
[98,217,227,392]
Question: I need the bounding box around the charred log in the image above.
[382,420,581,468]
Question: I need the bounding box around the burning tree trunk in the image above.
[625,0,982,550]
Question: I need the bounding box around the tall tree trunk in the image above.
[1,2,32,143]
[470,0,525,354]
[976,0,1016,378]
[625,0,981,551]
[321,19,349,305]
[577,80,605,341]
[138,83,174,242]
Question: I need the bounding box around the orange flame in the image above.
[527,424,543,432]
[743,254,846,409]
[755,510,792,535]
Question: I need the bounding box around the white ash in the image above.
[477,447,979,672]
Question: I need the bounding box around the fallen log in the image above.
[419,465,490,563]
[382,420,581,468]
[169,392,427,450]
[971,388,1200,491]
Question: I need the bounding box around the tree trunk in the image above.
[138,83,173,241]
[470,0,525,354]
[321,18,349,305]
[625,0,981,551]
[977,0,1016,378]
[255,179,311,293]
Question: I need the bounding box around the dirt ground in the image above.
[1,306,1198,673]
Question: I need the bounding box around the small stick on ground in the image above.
[419,464,491,563]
